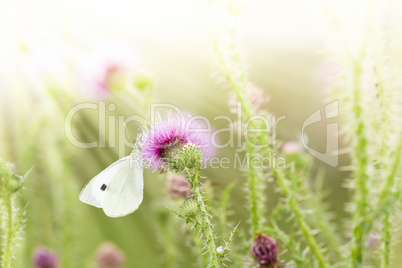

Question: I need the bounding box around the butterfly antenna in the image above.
[123,123,134,149]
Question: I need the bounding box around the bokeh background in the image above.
[1,0,401,267]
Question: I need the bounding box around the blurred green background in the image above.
[1,0,401,267]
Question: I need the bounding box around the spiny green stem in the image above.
[301,171,344,261]
[350,62,370,268]
[381,213,391,268]
[272,168,329,268]
[1,197,14,268]
[203,10,265,235]
[190,167,220,268]
[378,134,402,268]
[246,147,262,234]
[377,134,402,212]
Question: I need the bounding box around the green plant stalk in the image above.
[378,134,402,268]
[203,4,328,265]
[204,16,265,235]
[350,62,371,268]
[308,188,344,261]
[320,2,372,265]
[381,213,391,268]
[1,197,13,268]
[272,168,329,268]
[218,183,235,236]
[298,169,344,261]
[190,166,220,268]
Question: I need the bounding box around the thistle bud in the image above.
[95,242,125,268]
[251,233,278,268]
[177,199,200,225]
[32,246,59,268]
[0,160,24,194]
[164,142,204,173]
[166,174,192,200]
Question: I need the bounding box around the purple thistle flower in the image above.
[251,233,278,268]
[137,111,210,172]
[32,246,59,268]
[95,242,125,268]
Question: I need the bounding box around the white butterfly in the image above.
[79,152,143,217]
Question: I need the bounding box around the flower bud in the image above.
[251,233,278,267]
[32,246,59,268]
[95,242,125,268]
[0,160,24,194]
[164,143,204,173]
[177,199,200,225]
[166,174,192,200]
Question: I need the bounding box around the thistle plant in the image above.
[201,1,329,267]
[137,111,230,267]
[3,0,402,267]
[0,160,27,268]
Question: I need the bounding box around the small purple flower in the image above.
[95,242,125,268]
[32,246,59,268]
[166,174,192,199]
[251,233,278,267]
[137,111,209,172]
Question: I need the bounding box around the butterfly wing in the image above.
[103,156,144,217]
[79,156,130,208]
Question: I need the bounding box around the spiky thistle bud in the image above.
[0,160,24,195]
[176,199,200,225]
[251,233,279,268]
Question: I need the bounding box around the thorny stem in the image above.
[189,166,220,268]
[203,2,328,266]
[350,62,370,268]
[381,213,391,268]
[1,197,13,268]
[378,133,402,268]
[202,4,264,236]
[272,168,329,268]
